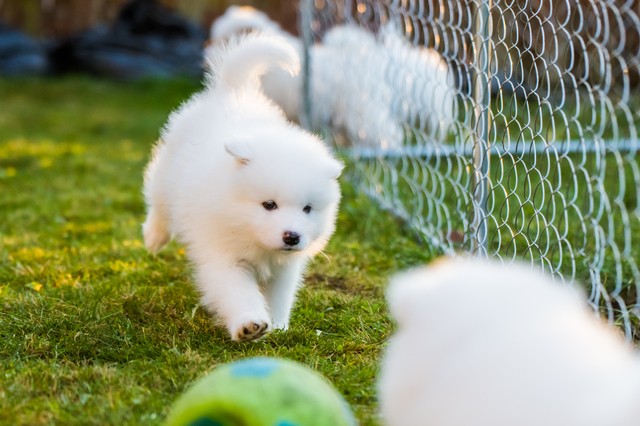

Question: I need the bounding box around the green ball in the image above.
[165,357,356,426]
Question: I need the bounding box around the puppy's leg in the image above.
[196,259,272,342]
[142,141,171,253]
[142,206,170,253]
[265,257,307,330]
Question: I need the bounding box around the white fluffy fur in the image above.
[209,6,302,121]
[210,5,284,40]
[318,25,403,149]
[319,23,455,147]
[209,6,455,149]
[380,22,455,140]
[143,33,343,342]
[379,257,640,426]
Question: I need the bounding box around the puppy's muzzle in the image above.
[282,231,300,247]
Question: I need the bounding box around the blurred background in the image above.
[0,0,299,79]
[0,0,299,37]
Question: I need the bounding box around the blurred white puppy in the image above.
[379,257,640,426]
[143,33,343,342]
[380,22,455,141]
[319,24,403,149]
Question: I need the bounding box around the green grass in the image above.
[0,77,433,425]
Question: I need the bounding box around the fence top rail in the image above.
[348,138,639,159]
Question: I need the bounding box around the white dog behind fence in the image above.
[380,21,456,142]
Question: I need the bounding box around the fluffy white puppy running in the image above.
[379,257,640,426]
[142,33,343,342]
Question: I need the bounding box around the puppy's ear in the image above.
[224,141,251,166]
[325,158,344,179]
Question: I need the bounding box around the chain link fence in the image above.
[300,0,640,337]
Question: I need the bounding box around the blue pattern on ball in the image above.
[275,421,298,426]
[230,357,279,378]
[188,418,224,426]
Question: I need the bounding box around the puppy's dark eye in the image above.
[303,205,312,214]
[262,200,278,211]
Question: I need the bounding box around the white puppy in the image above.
[380,22,455,141]
[379,257,640,426]
[319,25,404,150]
[142,33,343,342]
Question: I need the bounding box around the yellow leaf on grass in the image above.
[26,282,43,292]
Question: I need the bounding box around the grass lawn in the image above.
[0,77,433,425]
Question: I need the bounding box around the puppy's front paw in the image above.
[232,321,270,342]
[272,321,289,331]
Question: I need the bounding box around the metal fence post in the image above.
[470,0,492,256]
[299,0,314,130]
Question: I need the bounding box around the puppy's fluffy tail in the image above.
[205,33,300,91]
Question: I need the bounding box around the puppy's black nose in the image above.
[283,231,300,246]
